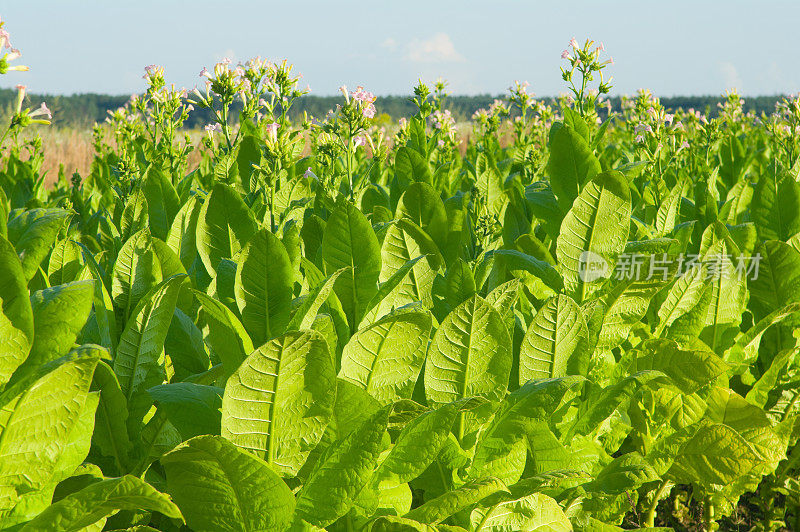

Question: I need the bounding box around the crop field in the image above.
[3,15,800,532]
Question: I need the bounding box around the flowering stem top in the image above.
[560,38,613,118]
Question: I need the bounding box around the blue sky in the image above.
[2,0,799,97]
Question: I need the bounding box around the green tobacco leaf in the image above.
[590,452,658,495]
[235,227,294,345]
[112,229,157,327]
[0,346,103,500]
[221,330,336,475]
[519,294,588,386]
[700,240,748,353]
[0,303,29,388]
[287,267,347,331]
[340,310,432,404]
[91,360,133,473]
[360,256,424,326]
[163,435,294,532]
[425,295,512,407]
[667,422,761,488]
[469,377,584,484]
[114,275,186,403]
[470,492,571,532]
[196,183,258,275]
[7,208,69,281]
[396,181,448,252]
[0,234,34,343]
[20,475,182,532]
[395,146,432,184]
[148,382,223,440]
[633,339,730,394]
[48,238,87,285]
[13,280,94,383]
[166,194,202,270]
[294,407,390,528]
[749,240,800,321]
[475,153,507,218]
[556,170,631,303]
[656,266,712,343]
[380,223,437,310]
[142,165,180,241]
[404,477,508,525]
[547,121,601,213]
[322,201,381,331]
[752,168,800,241]
[194,290,253,379]
[376,403,459,484]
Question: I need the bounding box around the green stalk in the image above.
[645,479,671,527]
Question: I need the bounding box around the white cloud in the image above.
[404,33,465,63]
[380,37,398,51]
[719,61,743,91]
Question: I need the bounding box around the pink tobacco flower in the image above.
[265,122,279,142]
[204,123,221,132]
[635,134,645,144]
[561,50,571,60]
[29,102,52,120]
[569,37,579,49]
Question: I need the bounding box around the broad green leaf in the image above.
[590,452,658,495]
[547,121,601,213]
[166,194,202,270]
[667,422,761,488]
[148,382,223,440]
[470,492,571,532]
[163,435,294,532]
[91,360,133,473]
[114,275,186,403]
[340,310,432,404]
[322,201,381,331]
[0,304,29,388]
[14,280,94,382]
[655,266,712,342]
[196,183,258,275]
[700,240,748,353]
[519,294,588,385]
[6,208,69,281]
[142,164,180,241]
[404,477,508,525]
[48,238,87,285]
[380,223,437,310]
[395,146,432,184]
[221,330,336,474]
[396,181,448,252]
[749,240,800,321]
[19,475,182,532]
[752,168,800,241]
[0,346,103,499]
[556,170,631,303]
[376,403,459,484]
[294,407,390,528]
[425,295,512,408]
[235,228,294,345]
[633,339,730,394]
[469,377,584,484]
[287,267,347,331]
[0,234,34,343]
[194,290,254,379]
[112,229,157,326]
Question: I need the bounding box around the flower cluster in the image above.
[349,86,377,118]
[560,38,613,117]
[0,16,53,143]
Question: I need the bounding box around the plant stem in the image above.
[645,479,671,527]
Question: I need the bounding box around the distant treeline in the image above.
[0,88,788,129]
